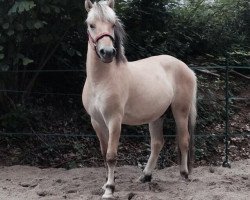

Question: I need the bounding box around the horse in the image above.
[82,0,197,199]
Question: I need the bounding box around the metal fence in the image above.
[0,64,249,167]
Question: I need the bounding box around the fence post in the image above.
[222,58,231,168]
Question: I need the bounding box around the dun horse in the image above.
[82,0,197,199]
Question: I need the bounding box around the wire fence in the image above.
[0,64,249,167]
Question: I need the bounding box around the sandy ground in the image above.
[0,159,249,200]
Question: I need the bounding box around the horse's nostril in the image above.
[99,47,115,59]
[100,49,105,56]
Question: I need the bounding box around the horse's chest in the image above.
[84,91,103,116]
[84,86,122,122]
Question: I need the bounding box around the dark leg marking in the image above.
[128,192,136,200]
[106,184,115,193]
[180,171,189,180]
[140,174,152,183]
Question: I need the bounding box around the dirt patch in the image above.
[0,159,249,200]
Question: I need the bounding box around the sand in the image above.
[0,159,249,200]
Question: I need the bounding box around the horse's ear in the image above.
[85,0,93,12]
[107,0,115,9]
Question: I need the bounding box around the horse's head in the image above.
[85,0,119,63]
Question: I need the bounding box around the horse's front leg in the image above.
[91,119,110,189]
[102,116,122,199]
[91,119,109,159]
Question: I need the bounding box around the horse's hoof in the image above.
[102,184,116,199]
[180,171,189,179]
[138,174,152,183]
[102,194,116,200]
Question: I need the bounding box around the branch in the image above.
[22,27,71,103]
[186,0,206,21]
[230,70,250,80]
[195,69,220,77]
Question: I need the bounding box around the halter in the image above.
[87,30,115,58]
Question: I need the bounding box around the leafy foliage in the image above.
[0,0,249,124]
[0,0,85,108]
[0,0,249,168]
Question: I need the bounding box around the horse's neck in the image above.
[86,44,126,85]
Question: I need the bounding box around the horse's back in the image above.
[128,55,196,93]
[131,54,193,74]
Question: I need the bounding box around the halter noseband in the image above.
[87,30,115,58]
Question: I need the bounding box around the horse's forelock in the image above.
[87,2,116,24]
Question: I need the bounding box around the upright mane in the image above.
[86,1,127,63]
[114,18,127,63]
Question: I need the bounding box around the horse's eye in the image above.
[90,24,95,29]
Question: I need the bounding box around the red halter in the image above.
[87,30,115,58]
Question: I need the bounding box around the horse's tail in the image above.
[187,82,197,173]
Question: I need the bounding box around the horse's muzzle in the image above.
[99,47,116,63]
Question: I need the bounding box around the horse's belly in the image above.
[123,101,171,125]
[123,85,173,125]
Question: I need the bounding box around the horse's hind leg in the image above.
[171,104,190,179]
[139,118,164,183]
